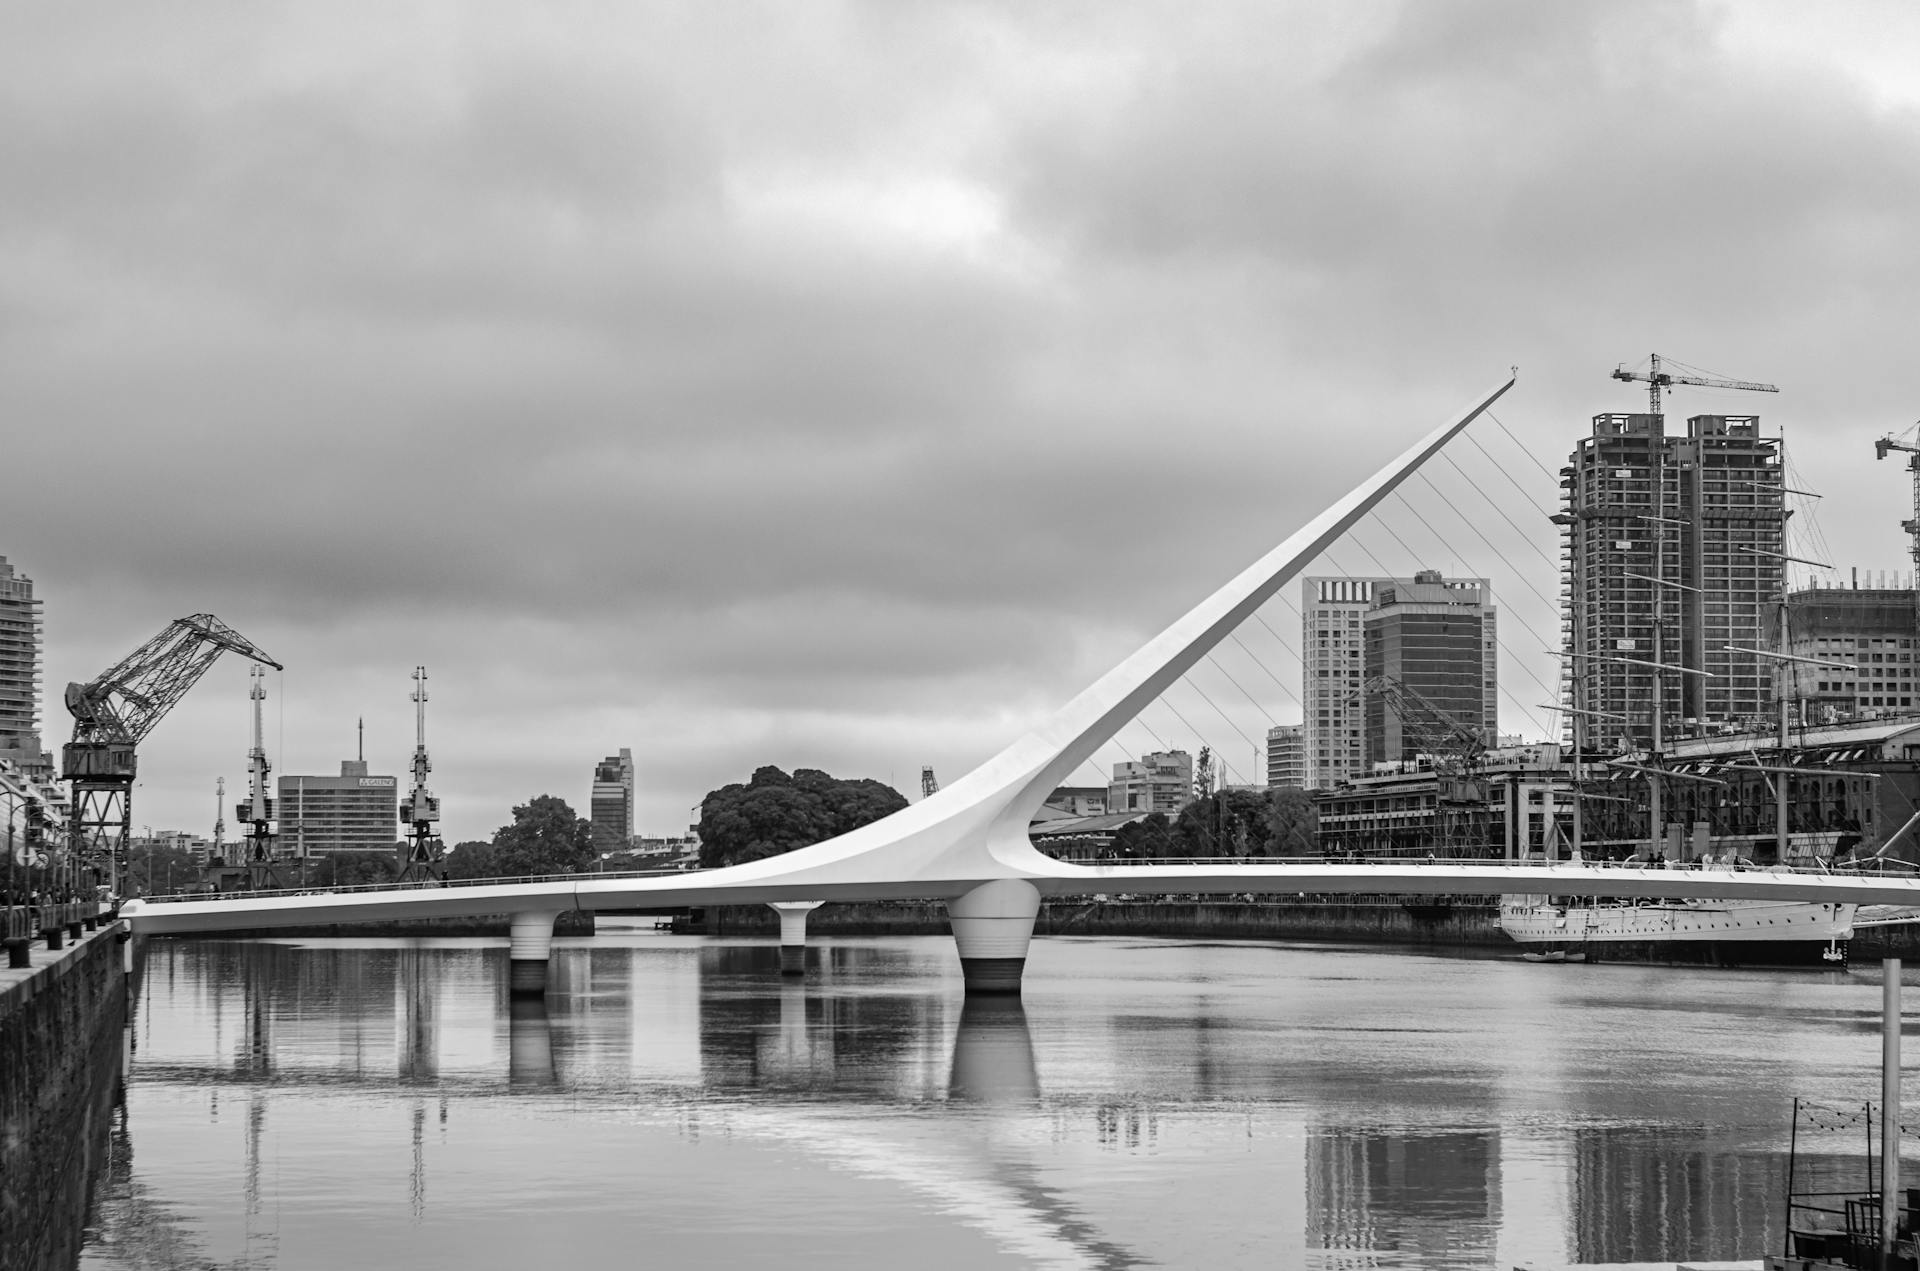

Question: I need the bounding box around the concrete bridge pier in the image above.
[768,901,824,975]
[508,911,562,996]
[948,879,1040,995]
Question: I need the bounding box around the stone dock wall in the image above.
[691,897,1510,948]
[0,924,128,1271]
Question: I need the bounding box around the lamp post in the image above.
[2,789,16,910]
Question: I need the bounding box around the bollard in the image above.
[3,938,28,969]
[45,926,62,950]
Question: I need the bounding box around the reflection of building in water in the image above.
[1306,1127,1499,1266]
[1093,1103,1155,1150]
[1569,1126,1774,1263]
[547,946,635,1079]
[696,945,945,1098]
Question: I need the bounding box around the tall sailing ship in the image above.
[1497,366,1896,968]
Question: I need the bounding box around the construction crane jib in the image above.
[1873,430,1920,578]
[63,614,281,894]
[1610,352,1779,417]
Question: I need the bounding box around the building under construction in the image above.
[1767,581,1920,725]
[1557,412,1788,748]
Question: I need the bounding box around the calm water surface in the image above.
[76,931,1915,1269]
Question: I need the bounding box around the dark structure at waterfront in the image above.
[0,923,127,1271]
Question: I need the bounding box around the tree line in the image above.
[1107,787,1317,859]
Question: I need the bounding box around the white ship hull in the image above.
[1499,895,1855,968]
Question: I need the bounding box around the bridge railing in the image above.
[1,901,105,941]
[128,867,693,906]
[1106,855,1901,879]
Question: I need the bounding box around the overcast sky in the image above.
[7,1,1920,844]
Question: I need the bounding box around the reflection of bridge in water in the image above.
[108,936,1820,1267]
[120,371,1920,999]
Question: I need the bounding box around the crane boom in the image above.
[1611,352,1779,416]
[1352,675,1487,776]
[1874,431,1920,579]
[62,613,281,896]
[66,614,283,748]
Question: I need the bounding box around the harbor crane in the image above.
[1610,353,1778,417]
[238,665,282,891]
[920,766,938,800]
[64,614,281,895]
[397,666,445,884]
[1873,428,1920,579]
[1352,675,1488,789]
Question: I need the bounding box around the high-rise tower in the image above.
[590,749,634,850]
[1557,413,1787,748]
[1362,571,1498,768]
[1302,574,1494,787]
[0,557,46,780]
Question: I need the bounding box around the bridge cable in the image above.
[1485,411,1561,486]
[1429,459,1559,572]
[1203,653,1280,729]
[1459,430,1557,522]
[1341,518,1561,693]
[1390,487,1563,625]
[1155,695,1239,785]
[1226,633,1302,710]
[1180,673,1262,768]
[1334,536,1560,707]
[1329,541,1553,739]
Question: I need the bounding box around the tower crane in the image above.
[397,666,445,884]
[63,614,281,896]
[1873,429,1920,580]
[1610,352,1778,416]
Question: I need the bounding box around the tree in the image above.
[1108,812,1175,859]
[1173,788,1274,857]
[126,840,200,896]
[1265,787,1318,857]
[697,766,907,868]
[442,839,499,881]
[308,850,398,888]
[490,796,598,877]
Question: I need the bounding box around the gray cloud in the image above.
[5,1,1917,838]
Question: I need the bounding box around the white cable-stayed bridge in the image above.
[119,372,1920,994]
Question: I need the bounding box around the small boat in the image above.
[1519,949,1587,964]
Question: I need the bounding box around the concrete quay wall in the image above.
[0,924,128,1271]
[692,898,1508,948]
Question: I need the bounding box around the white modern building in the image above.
[1266,724,1306,789]
[1107,750,1194,817]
